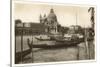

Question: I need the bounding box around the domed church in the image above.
[40,8,59,34]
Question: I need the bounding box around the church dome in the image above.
[47,8,57,22]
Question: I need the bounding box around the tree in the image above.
[88,7,95,31]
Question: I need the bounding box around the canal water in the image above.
[15,35,95,63]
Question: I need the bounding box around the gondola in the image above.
[27,38,84,48]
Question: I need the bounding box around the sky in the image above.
[14,2,94,27]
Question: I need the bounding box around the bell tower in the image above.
[40,14,42,23]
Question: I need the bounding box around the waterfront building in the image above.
[15,8,61,35]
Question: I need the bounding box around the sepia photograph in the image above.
[12,0,96,66]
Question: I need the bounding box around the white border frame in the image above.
[11,0,97,67]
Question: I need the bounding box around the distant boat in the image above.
[35,33,63,41]
[35,37,52,41]
[49,33,84,43]
[55,37,84,43]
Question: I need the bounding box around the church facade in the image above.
[39,8,59,34]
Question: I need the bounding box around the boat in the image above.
[27,38,83,48]
[35,34,64,41]
[35,37,52,41]
[27,41,80,48]
[55,37,84,43]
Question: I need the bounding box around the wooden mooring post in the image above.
[84,28,90,59]
[77,46,80,60]
[15,32,16,63]
[21,23,24,63]
[31,37,34,63]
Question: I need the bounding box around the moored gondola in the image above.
[27,38,84,48]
